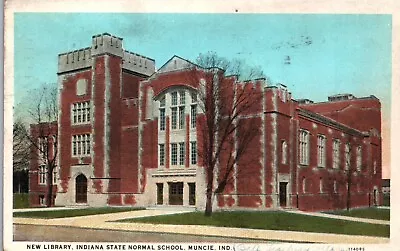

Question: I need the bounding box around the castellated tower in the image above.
[56,33,155,206]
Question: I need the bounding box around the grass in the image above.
[324,208,390,221]
[117,211,389,237]
[13,193,29,209]
[13,207,145,219]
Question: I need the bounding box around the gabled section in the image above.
[157,55,195,74]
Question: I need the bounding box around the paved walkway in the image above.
[286,210,390,225]
[13,206,88,213]
[13,208,389,244]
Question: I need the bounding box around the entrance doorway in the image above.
[279,182,288,207]
[75,174,87,203]
[189,183,196,206]
[169,182,183,205]
[157,183,163,205]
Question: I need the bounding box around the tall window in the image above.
[179,91,186,105]
[179,107,185,129]
[373,160,377,174]
[39,165,46,185]
[159,95,166,131]
[171,108,177,130]
[345,143,351,170]
[179,142,185,165]
[190,105,197,129]
[159,109,166,131]
[317,135,326,167]
[334,180,337,193]
[171,92,178,106]
[319,178,323,193]
[191,141,197,165]
[72,101,90,125]
[171,91,185,130]
[72,134,91,157]
[356,146,362,171]
[281,141,287,164]
[302,177,306,193]
[299,130,309,165]
[333,139,340,169]
[171,143,178,166]
[159,144,165,166]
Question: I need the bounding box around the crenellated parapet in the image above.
[58,47,92,74]
[123,50,155,77]
[58,33,155,76]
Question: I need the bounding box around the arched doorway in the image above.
[75,174,87,203]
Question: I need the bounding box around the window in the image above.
[159,144,165,166]
[72,134,91,157]
[317,135,326,167]
[171,91,185,131]
[38,137,47,154]
[345,143,351,170]
[302,177,306,193]
[72,101,90,125]
[38,165,56,185]
[171,142,185,167]
[319,178,323,193]
[299,130,309,165]
[39,165,46,185]
[356,146,362,171]
[179,91,186,105]
[171,92,178,106]
[333,139,340,169]
[171,107,177,130]
[159,108,166,131]
[191,141,197,165]
[191,92,197,103]
[373,161,377,174]
[171,143,178,165]
[281,141,287,164]
[159,95,166,107]
[39,195,45,206]
[190,105,197,129]
[334,180,337,193]
[53,167,57,184]
[179,107,185,129]
[179,142,185,165]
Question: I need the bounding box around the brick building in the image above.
[29,33,382,210]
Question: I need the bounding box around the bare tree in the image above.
[17,83,58,207]
[13,120,30,193]
[187,52,265,216]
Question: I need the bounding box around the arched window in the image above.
[281,141,287,164]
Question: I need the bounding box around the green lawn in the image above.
[324,208,390,221]
[13,193,29,209]
[13,207,144,219]
[117,211,389,237]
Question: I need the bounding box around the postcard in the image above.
[4,1,400,251]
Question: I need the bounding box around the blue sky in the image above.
[14,13,392,176]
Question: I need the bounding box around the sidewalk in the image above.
[286,210,390,225]
[13,209,389,244]
[13,206,88,213]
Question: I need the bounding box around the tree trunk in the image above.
[46,169,53,207]
[205,159,214,217]
[205,186,213,216]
